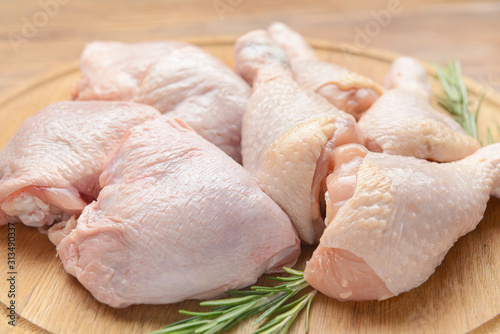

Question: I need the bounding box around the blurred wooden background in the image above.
[0,0,499,96]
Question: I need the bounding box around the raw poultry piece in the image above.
[235,29,364,244]
[0,101,159,228]
[267,22,383,120]
[358,57,480,161]
[73,41,250,162]
[305,143,500,301]
[56,118,300,308]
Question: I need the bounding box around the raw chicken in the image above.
[73,41,250,162]
[382,56,432,98]
[56,118,300,307]
[267,22,383,119]
[305,143,500,301]
[235,29,364,244]
[73,41,187,101]
[358,57,480,161]
[0,101,159,227]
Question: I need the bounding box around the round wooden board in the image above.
[0,38,499,334]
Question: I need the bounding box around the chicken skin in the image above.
[0,101,159,228]
[267,22,383,119]
[73,41,251,162]
[358,57,480,161]
[56,118,300,308]
[235,29,364,244]
[305,143,500,301]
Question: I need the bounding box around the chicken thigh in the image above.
[235,29,364,244]
[0,101,159,227]
[73,41,250,162]
[56,118,300,307]
[358,57,480,161]
[305,143,500,301]
[267,22,383,119]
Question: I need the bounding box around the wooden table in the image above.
[0,0,499,333]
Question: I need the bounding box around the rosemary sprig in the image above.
[152,267,316,334]
[433,61,488,144]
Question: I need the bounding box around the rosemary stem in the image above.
[155,268,315,334]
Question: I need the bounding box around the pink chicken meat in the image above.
[235,29,364,244]
[358,57,480,161]
[57,118,300,308]
[0,101,159,228]
[267,22,383,120]
[73,41,250,162]
[305,143,500,301]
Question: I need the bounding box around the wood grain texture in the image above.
[0,0,499,97]
[0,40,499,334]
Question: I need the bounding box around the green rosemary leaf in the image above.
[252,316,283,334]
[200,295,258,307]
[253,292,297,325]
[304,291,316,333]
[282,267,304,276]
[222,308,261,332]
[193,320,224,334]
[202,322,228,334]
[178,310,225,317]
[225,290,270,297]
[270,293,309,315]
[267,276,303,282]
[254,290,317,334]
[154,319,211,333]
[280,312,299,334]
[215,301,259,323]
[487,127,494,145]
[433,61,486,143]
[160,328,203,334]
[282,280,309,289]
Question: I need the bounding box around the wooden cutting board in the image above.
[0,38,499,334]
